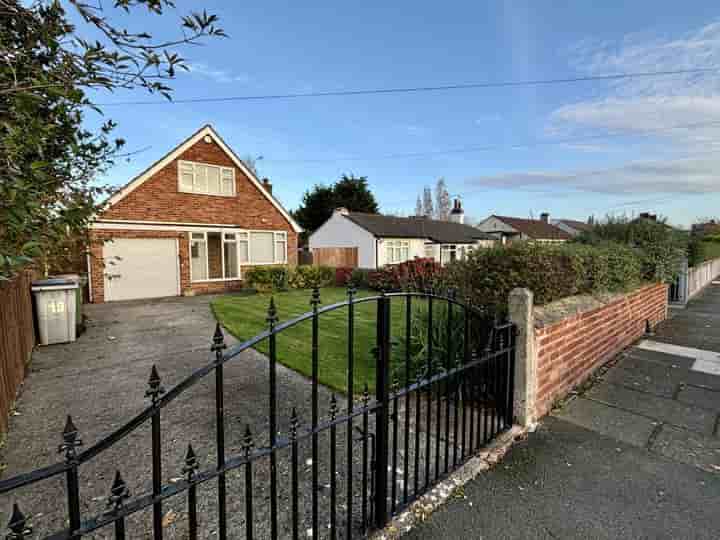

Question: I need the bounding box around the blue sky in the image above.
[80,1,720,227]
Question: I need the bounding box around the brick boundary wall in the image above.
[509,283,668,425]
[534,283,668,418]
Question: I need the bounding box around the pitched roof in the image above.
[490,215,572,240]
[344,213,496,243]
[101,125,302,233]
[556,219,594,233]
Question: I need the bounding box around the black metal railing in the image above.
[0,288,516,539]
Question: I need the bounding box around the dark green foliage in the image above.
[688,236,720,267]
[292,175,379,234]
[288,265,335,289]
[576,215,685,282]
[0,0,223,278]
[348,268,374,289]
[444,242,646,313]
[244,266,290,293]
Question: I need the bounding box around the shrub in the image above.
[369,258,445,291]
[688,237,720,267]
[444,241,646,312]
[288,265,335,289]
[350,268,373,289]
[244,265,289,293]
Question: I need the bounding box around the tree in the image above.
[435,178,450,221]
[0,0,224,278]
[422,186,434,218]
[293,174,379,234]
[415,196,423,217]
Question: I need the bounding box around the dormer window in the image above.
[178,160,235,196]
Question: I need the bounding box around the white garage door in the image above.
[103,239,180,301]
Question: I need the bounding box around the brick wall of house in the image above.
[89,130,299,302]
[89,229,297,302]
[534,283,668,418]
[101,135,295,232]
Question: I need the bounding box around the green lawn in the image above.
[212,288,416,395]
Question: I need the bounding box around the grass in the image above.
[211,288,417,395]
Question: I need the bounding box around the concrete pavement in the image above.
[406,283,720,540]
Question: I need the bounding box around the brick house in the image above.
[88,125,302,302]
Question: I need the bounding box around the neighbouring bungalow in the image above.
[475,212,572,243]
[552,218,595,237]
[308,199,496,268]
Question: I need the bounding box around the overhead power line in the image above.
[94,67,718,106]
[264,119,720,164]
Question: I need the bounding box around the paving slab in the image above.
[405,417,720,540]
[620,348,695,371]
[554,397,656,448]
[586,382,716,436]
[603,365,678,399]
[651,425,720,474]
[676,385,720,413]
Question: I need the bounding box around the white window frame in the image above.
[178,160,236,197]
[188,229,289,282]
[386,240,410,264]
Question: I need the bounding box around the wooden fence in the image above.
[0,271,36,433]
[311,247,359,268]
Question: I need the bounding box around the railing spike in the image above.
[145,364,165,404]
[347,284,357,299]
[58,414,83,461]
[6,502,32,539]
[211,323,227,352]
[107,470,130,510]
[310,286,321,309]
[362,382,370,405]
[329,394,338,419]
[183,443,199,479]
[290,407,299,440]
[242,424,253,454]
[266,296,279,328]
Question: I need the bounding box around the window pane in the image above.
[207,232,223,279]
[224,233,236,241]
[191,232,205,240]
[194,165,207,193]
[222,169,234,194]
[275,240,286,263]
[250,232,274,263]
[191,241,207,281]
[224,241,238,278]
[239,240,249,263]
[207,166,220,194]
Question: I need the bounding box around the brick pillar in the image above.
[508,288,537,427]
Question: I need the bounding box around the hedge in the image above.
[244,265,335,292]
[443,242,648,311]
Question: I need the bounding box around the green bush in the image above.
[244,265,289,292]
[444,241,646,312]
[288,265,335,289]
[688,237,720,267]
[576,215,685,282]
[348,268,373,289]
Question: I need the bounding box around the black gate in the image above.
[0,288,516,539]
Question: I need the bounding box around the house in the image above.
[475,212,571,243]
[88,125,302,302]
[691,220,720,237]
[552,218,594,237]
[308,200,495,268]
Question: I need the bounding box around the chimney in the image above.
[449,198,465,225]
[540,212,549,223]
[261,177,272,194]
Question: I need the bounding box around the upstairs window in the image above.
[178,160,235,196]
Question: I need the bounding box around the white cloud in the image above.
[185,62,250,84]
[466,153,720,195]
[550,21,720,144]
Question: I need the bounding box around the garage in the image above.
[102,238,180,301]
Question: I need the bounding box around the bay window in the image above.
[189,230,289,281]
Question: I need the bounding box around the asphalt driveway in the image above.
[0,294,350,538]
